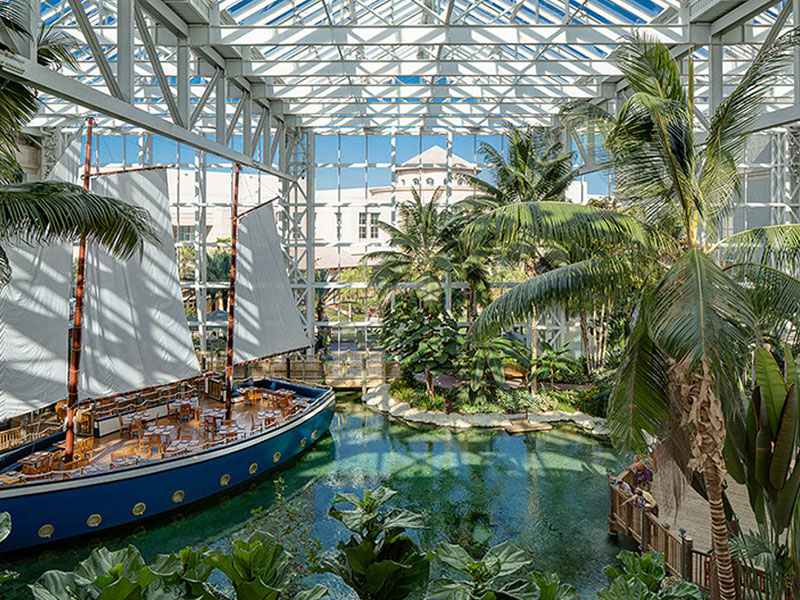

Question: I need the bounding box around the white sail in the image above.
[80,170,200,399]
[0,140,80,419]
[233,205,308,363]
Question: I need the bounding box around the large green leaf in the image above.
[769,385,798,489]
[754,347,787,439]
[649,249,756,373]
[607,313,670,454]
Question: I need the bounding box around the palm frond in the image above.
[648,249,757,373]
[470,254,637,341]
[701,28,800,227]
[724,262,800,347]
[461,199,671,256]
[712,224,800,271]
[608,310,670,453]
[0,182,158,280]
[36,24,78,70]
[617,33,687,103]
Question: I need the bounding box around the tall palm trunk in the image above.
[579,308,593,374]
[530,304,538,394]
[704,461,738,600]
[672,360,738,600]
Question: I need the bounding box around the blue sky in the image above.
[92,132,612,196]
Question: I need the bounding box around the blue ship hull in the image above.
[0,381,335,553]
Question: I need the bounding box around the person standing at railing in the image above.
[615,454,654,490]
[621,487,659,517]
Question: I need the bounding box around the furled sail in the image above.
[80,170,200,399]
[0,140,80,419]
[233,205,308,363]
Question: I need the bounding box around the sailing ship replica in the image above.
[0,126,334,552]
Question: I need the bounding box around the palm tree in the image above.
[457,126,576,390]
[468,32,800,600]
[0,3,155,282]
[366,187,456,312]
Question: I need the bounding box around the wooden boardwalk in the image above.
[608,465,778,598]
[650,474,759,552]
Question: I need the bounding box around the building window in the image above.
[426,177,434,185]
[177,225,193,242]
[413,178,420,186]
[359,212,380,240]
[370,213,379,239]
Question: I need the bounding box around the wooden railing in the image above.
[197,351,399,388]
[608,483,792,599]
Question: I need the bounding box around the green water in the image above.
[4,399,633,598]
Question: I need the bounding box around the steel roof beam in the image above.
[0,53,289,178]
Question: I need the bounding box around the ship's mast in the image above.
[64,117,93,462]
[225,164,241,420]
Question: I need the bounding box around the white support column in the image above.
[242,91,253,157]
[216,75,227,146]
[195,152,209,354]
[795,0,800,105]
[709,34,723,114]
[305,131,316,353]
[117,0,134,103]
[177,36,190,127]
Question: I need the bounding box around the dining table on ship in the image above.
[18,451,56,475]
[121,413,149,438]
[0,470,22,485]
[201,408,226,432]
[143,425,175,450]
[218,423,245,442]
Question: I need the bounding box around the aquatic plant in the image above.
[28,533,328,600]
[599,551,701,600]
[427,540,575,600]
[0,512,17,585]
[321,486,431,600]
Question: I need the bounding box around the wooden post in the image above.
[225,164,240,420]
[65,117,93,463]
[681,532,694,582]
[608,482,618,539]
[640,508,650,552]
[361,355,368,397]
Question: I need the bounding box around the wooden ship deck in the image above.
[0,376,326,487]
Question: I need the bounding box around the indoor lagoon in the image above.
[2,401,631,599]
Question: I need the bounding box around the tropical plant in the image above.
[380,293,463,405]
[468,30,800,600]
[0,2,157,287]
[321,486,431,600]
[205,240,232,311]
[530,341,580,391]
[0,512,16,585]
[366,188,455,311]
[457,125,577,391]
[460,335,531,405]
[29,533,328,600]
[599,551,702,600]
[428,541,575,600]
[725,347,800,600]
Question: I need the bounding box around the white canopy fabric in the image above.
[233,205,308,363]
[80,170,200,399]
[0,140,79,419]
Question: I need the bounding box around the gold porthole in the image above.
[172,490,185,504]
[249,462,258,475]
[311,430,318,440]
[86,514,102,528]
[132,502,146,516]
[38,524,54,539]
[220,474,230,487]
[272,451,281,463]
[300,437,307,448]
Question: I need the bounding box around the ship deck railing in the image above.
[0,383,332,488]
